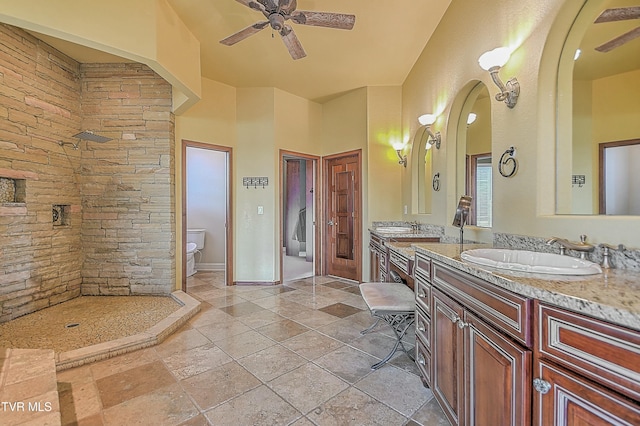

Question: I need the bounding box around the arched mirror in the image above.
[556,0,640,215]
[457,82,492,227]
[415,125,433,214]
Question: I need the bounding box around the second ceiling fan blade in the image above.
[280,25,306,60]
[290,11,356,30]
[595,7,640,23]
[595,26,640,52]
[220,21,269,46]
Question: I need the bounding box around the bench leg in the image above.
[360,317,382,335]
[370,312,415,370]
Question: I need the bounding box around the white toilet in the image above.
[186,229,205,277]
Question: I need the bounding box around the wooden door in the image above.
[432,288,465,426]
[465,311,532,426]
[534,360,640,425]
[324,151,361,281]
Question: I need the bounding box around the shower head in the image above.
[72,131,112,143]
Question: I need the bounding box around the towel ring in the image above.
[432,172,441,191]
[498,146,517,178]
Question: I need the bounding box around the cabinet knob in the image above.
[456,319,469,329]
[533,378,552,394]
[418,291,426,298]
[418,354,426,366]
[417,322,426,332]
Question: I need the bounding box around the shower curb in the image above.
[55,291,200,371]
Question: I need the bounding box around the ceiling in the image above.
[26,1,639,102]
[30,0,453,103]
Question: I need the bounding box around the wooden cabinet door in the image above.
[432,289,465,426]
[465,311,532,426]
[533,360,640,425]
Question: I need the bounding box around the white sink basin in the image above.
[374,226,414,233]
[461,248,602,275]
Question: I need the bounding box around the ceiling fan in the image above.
[220,0,356,60]
[594,6,640,52]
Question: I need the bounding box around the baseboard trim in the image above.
[233,281,278,286]
[195,262,224,271]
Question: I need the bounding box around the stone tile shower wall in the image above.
[0,24,83,322]
[0,24,175,322]
[79,63,175,296]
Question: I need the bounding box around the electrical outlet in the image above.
[404,205,408,215]
[257,206,264,215]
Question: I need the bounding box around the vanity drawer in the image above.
[416,306,431,351]
[415,253,432,282]
[389,250,410,274]
[370,234,384,250]
[433,261,532,347]
[537,303,640,401]
[416,337,431,386]
[415,278,431,316]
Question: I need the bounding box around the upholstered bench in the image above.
[359,282,415,369]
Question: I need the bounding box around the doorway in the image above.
[181,140,233,290]
[323,150,362,282]
[280,150,320,282]
[599,138,640,215]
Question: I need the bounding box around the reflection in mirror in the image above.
[557,0,640,214]
[459,82,492,227]
[415,126,433,213]
[599,139,640,214]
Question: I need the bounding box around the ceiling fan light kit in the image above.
[220,0,356,60]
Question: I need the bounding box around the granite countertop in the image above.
[412,243,640,331]
[369,228,441,239]
[385,241,417,259]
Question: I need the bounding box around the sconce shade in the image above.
[392,141,405,151]
[478,47,511,70]
[467,112,477,125]
[418,114,437,126]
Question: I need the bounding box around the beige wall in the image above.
[402,0,640,246]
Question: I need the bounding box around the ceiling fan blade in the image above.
[290,11,356,30]
[257,0,277,11]
[595,26,640,52]
[279,0,297,15]
[220,21,269,46]
[280,25,306,60]
[595,7,640,23]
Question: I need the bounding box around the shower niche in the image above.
[0,177,26,205]
[52,204,71,226]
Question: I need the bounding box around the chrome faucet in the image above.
[597,243,626,269]
[546,235,595,260]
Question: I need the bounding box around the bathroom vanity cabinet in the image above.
[415,246,640,426]
[533,303,640,425]
[416,252,532,426]
[368,231,438,284]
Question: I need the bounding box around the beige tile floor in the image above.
[56,272,450,426]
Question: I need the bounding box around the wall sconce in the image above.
[417,114,441,149]
[467,112,477,125]
[392,142,407,167]
[478,47,520,109]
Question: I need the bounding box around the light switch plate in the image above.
[257,206,264,215]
